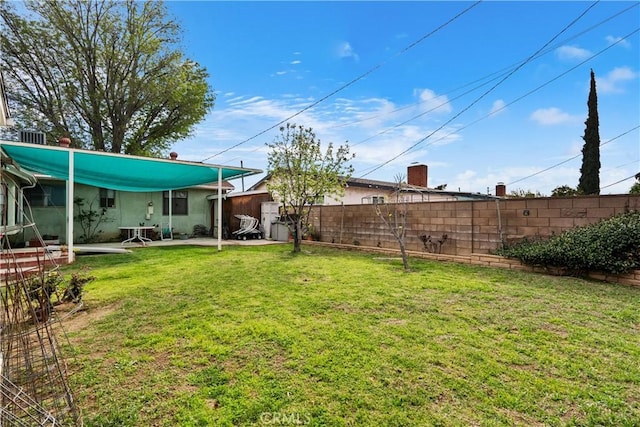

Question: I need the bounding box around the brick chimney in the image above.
[169,152,178,160]
[495,182,506,197]
[58,136,70,148]
[407,163,428,187]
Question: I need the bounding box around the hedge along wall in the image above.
[309,194,640,256]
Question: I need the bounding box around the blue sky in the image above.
[166,1,640,195]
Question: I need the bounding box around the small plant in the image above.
[61,270,95,303]
[26,271,64,322]
[305,224,321,241]
[419,234,449,253]
[192,224,208,237]
[74,197,113,243]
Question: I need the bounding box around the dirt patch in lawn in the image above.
[55,301,121,333]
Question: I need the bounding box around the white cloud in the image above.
[596,66,638,94]
[290,60,301,65]
[226,95,248,104]
[605,35,631,49]
[555,45,591,61]
[227,96,265,107]
[569,140,583,156]
[489,99,506,117]
[446,165,583,196]
[413,88,452,114]
[530,107,579,125]
[337,41,359,61]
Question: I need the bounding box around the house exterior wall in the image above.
[309,194,640,255]
[325,186,396,205]
[24,180,214,243]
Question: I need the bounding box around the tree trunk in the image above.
[293,221,302,252]
[399,241,410,272]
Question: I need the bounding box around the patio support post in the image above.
[217,167,222,251]
[66,149,74,263]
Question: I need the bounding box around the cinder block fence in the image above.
[308,194,640,286]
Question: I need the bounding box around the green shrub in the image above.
[496,210,640,274]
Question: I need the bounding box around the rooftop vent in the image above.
[19,130,46,145]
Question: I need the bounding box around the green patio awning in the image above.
[0,140,261,192]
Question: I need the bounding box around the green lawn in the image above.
[60,244,639,426]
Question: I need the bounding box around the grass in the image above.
[59,244,639,426]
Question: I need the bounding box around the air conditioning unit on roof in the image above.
[19,130,46,145]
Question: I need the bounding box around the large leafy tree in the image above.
[551,185,578,197]
[267,123,354,253]
[577,69,601,195]
[0,0,214,155]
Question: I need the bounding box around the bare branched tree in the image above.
[374,174,410,271]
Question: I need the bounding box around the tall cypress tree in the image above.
[577,69,601,195]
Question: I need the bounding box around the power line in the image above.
[428,28,638,148]
[200,1,483,163]
[601,172,639,190]
[358,1,601,179]
[351,25,639,180]
[506,125,640,186]
[602,159,640,173]
[342,2,639,147]
[207,2,639,171]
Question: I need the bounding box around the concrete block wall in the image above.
[312,194,640,256]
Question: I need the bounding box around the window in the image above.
[100,188,116,208]
[23,184,65,207]
[163,190,188,215]
[372,196,385,204]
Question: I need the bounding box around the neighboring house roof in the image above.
[225,189,270,198]
[246,174,272,192]
[0,140,260,192]
[246,174,408,192]
[246,173,498,200]
[346,176,401,191]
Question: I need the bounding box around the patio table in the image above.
[119,226,155,246]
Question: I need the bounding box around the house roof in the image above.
[0,140,261,192]
[247,173,498,200]
[246,174,404,192]
[346,176,417,191]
